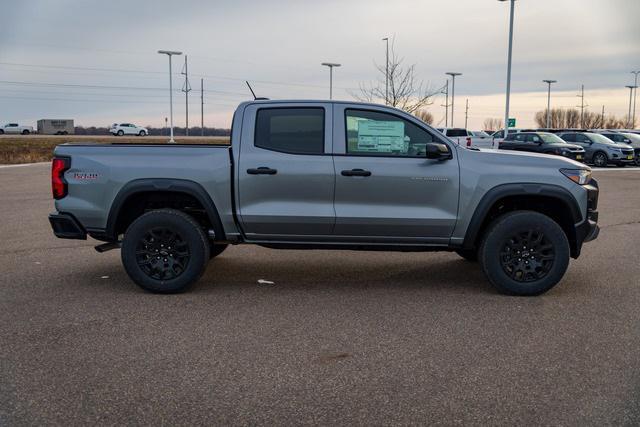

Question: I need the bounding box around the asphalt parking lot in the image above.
[1,163,640,425]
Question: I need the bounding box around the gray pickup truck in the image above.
[49,100,599,296]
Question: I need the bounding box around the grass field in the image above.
[0,135,230,164]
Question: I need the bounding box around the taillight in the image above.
[52,157,70,199]
[466,137,472,147]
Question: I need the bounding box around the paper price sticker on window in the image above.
[357,121,406,153]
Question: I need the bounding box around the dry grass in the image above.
[0,135,230,164]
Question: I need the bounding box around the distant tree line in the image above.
[73,126,231,136]
[533,108,629,129]
[483,118,504,132]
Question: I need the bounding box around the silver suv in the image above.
[558,132,634,167]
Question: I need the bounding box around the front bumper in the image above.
[49,212,87,240]
[573,180,599,256]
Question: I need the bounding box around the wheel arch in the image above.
[105,178,225,241]
[462,183,583,257]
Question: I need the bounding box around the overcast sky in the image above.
[1,0,639,130]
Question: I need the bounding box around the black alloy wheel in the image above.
[499,229,554,282]
[135,227,190,280]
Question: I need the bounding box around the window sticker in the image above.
[356,121,406,153]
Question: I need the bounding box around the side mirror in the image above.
[426,142,451,160]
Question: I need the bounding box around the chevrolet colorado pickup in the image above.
[49,100,600,295]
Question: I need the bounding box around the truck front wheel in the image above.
[121,209,210,293]
[479,211,570,296]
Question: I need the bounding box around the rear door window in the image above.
[255,108,325,155]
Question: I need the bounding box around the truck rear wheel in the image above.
[479,211,569,296]
[121,209,210,293]
[22,129,29,135]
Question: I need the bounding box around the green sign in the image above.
[508,118,516,127]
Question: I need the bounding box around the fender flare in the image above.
[105,178,225,240]
[462,183,583,249]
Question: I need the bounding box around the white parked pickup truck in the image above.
[0,123,34,135]
[436,128,494,149]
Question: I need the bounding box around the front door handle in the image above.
[341,168,372,177]
[247,167,278,175]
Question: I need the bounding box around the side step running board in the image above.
[95,242,121,253]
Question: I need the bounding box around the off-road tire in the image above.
[479,211,570,296]
[121,209,210,293]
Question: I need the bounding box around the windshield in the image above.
[620,133,640,143]
[473,131,491,138]
[539,133,566,144]
[589,133,616,144]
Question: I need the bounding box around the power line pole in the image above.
[382,37,389,105]
[601,105,605,128]
[626,85,637,128]
[446,72,462,127]
[543,79,557,128]
[464,98,469,129]
[632,71,639,129]
[576,84,587,128]
[181,55,191,136]
[157,50,182,143]
[499,0,516,138]
[200,78,204,136]
[441,80,449,127]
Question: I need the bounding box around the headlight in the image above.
[560,168,592,185]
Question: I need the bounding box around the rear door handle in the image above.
[341,168,372,177]
[247,167,278,175]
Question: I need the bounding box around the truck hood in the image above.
[468,146,587,169]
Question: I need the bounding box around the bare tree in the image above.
[483,118,503,131]
[534,108,628,129]
[353,40,436,114]
[415,109,434,125]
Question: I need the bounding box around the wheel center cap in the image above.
[159,249,169,256]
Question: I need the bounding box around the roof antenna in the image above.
[246,81,257,100]
[245,81,269,100]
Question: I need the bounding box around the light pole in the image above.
[499,0,516,137]
[321,63,341,100]
[158,50,182,143]
[626,85,637,129]
[632,71,639,128]
[382,37,389,105]
[445,72,462,127]
[543,79,557,128]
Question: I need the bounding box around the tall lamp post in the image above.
[543,79,557,128]
[632,71,639,128]
[382,37,389,105]
[626,85,637,129]
[445,72,462,127]
[158,50,182,143]
[321,63,341,100]
[499,0,516,137]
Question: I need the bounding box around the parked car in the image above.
[49,100,599,296]
[0,123,34,135]
[499,132,585,161]
[491,128,527,144]
[616,132,640,166]
[558,132,634,167]
[109,123,148,136]
[436,128,494,148]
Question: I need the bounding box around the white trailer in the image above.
[37,119,74,135]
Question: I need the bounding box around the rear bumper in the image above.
[48,212,87,240]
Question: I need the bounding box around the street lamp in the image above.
[543,79,557,128]
[445,72,462,127]
[157,50,182,143]
[382,37,389,105]
[499,0,516,137]
[321,63,341,100]
[626,85,637,129]
[632,70,639,128]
